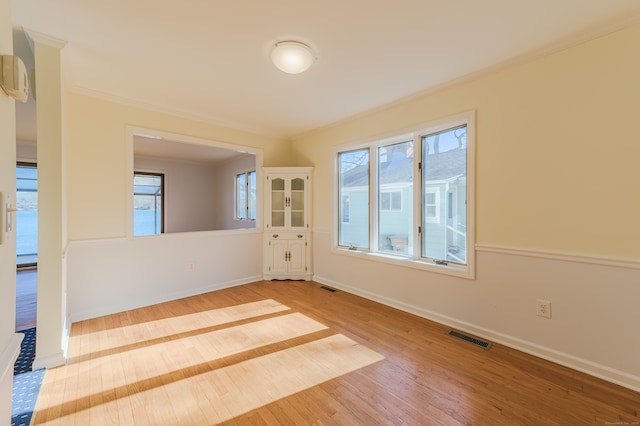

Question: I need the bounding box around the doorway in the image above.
[16,162,37,331]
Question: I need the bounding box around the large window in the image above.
[236,170,257,220]
[336,112,474,277]
[133,172,164,236]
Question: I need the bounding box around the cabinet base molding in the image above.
[263,274,313,281]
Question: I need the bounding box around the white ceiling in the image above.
[11,0,640,141]
[134,135,251,166]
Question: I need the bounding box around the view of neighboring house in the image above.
[340,125,467,263]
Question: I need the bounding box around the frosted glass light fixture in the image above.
[270,41,316,74]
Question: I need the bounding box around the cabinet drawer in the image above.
[266,232,307,241]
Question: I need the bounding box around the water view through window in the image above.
[17,164,38,265]
[134,172,164,236]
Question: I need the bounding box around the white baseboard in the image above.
[32,351,66,371]
[313,275,640,393]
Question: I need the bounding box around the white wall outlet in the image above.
[536,299,552,319]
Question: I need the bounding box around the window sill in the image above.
[332,246,475,280]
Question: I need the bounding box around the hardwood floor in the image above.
[16,269,37,331]
[32,280,639,425]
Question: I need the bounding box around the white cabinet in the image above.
[263,167,312,280]
[264,233,308,277]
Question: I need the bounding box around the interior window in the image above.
[236,170,257,220]
[132,131,258,234]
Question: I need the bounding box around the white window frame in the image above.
[333,111,475,279]
[235,170,257,221]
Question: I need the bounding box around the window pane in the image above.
[134,173,163,236]
[378,141,413,255]
[16,164,38,265]
[236,173,246,219]
[422,125,467,264]
[338,149,369,248]
[248,171,257,220]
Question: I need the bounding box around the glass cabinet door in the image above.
[271,178,285,227]
[290,177,305,228]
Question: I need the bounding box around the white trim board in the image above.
[476,244,640,270]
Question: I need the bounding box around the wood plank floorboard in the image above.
[16,269,37,331]
[32,280,640,425]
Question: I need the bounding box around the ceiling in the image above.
[134,134,251,166]
[11,0,640,142]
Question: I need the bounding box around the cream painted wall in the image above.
[66,92,289,241]
[291,24,640,390]
[214,154,258,230]
[63,93,287,323]
[135,157,219,233]
[294,23,640,259]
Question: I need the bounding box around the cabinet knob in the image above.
[273,234,279,238]
[297,234,303,238]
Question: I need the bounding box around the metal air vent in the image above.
[447,330,492,350]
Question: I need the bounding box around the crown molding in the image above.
[23,28,67,49]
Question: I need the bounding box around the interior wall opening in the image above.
[131,129,262,235]
[16,163,37,269]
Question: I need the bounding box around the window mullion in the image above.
[370,146,378,252]
[413,134,422,260]
[245,173,250,217]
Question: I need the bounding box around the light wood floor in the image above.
[33,280,639,425]
[16,269,37,331]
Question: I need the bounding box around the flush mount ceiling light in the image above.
[270,41,317,74]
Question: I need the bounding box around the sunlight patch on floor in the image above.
[143,334,384,424]
[32,300,385,424]
[69,299,290,355]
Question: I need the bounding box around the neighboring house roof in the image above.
[424,148,466,182]
[342,148,466,187]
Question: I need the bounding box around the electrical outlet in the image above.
[536,299,552,319]
[187,262,196,271]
